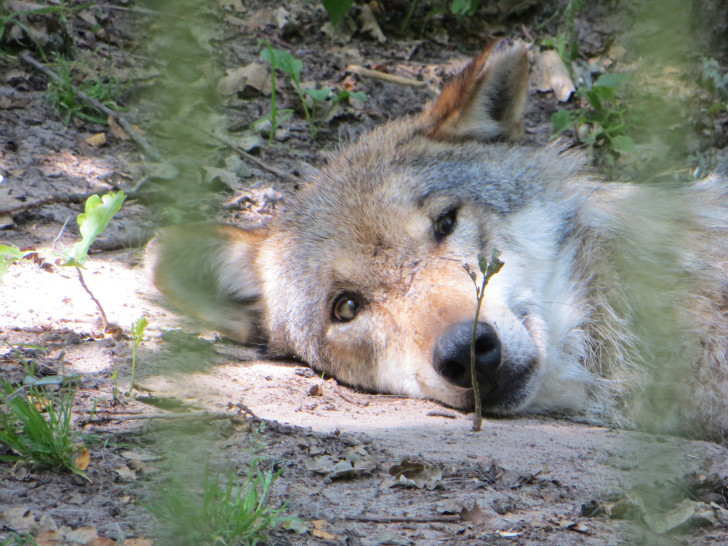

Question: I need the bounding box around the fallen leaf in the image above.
[75,448,90,471]
[113,464,137,483]
[385,458,442,489]
[282,518,309,534]
[85,132,107,147]
[203,166,239,188]
[460,501,484,525]
[0,506,35,532]
[217,63,270,96]
[312,528,339,540]
[567,521,590,534]
[643,499,717,535]
[358,4,385,42]
[108,116,130,140]
[436,499,463,514]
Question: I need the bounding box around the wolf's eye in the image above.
[332,293,361,322]
[434,209,457,241]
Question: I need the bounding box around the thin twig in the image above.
[199,128,300,184]
[92,411,235,422]
[19,52,162,161]
[346,64,427,87]
[341,514,461,524]
[75,266,108,331]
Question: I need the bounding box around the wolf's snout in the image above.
[433,321,502,390]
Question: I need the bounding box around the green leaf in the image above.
[132,316,149,348]
[593,73,628,89]
[477,253,487,274]
[451,0,480,16]
[347,90,368,101]
[610,135,636,152]
[335,89,368,103]
[304,87,332,102]
[260,47,302,83]
[322,0,354,25]
[0,244,31,281]
[551,109,575,135]
[65,191,126,267]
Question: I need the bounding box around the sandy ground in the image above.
[2,253,728,543]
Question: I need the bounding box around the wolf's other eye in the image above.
[332,293,361,322]
[434,209,458,241]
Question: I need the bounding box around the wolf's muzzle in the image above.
[433,321,501,391]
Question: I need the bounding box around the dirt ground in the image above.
[2,0,728,544]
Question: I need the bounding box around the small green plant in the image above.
[699,57,728,99]
[464,250,504,432]
[540,0,585,65]
[127,316,149,396]
[259,42,366,139]
[62,191,126,331]
[552,73,634,162]
[0,375,87,479]
[63,191,126,267]
[152,462,292,545]
[46,58,121,125]
[256,42,293,145]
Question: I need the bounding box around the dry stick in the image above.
[342,514,461,524]
[199,128,299,184]
[93,411,234,422]
[75,266,109,331]
[346,64,427,87]
[18,52,162,162]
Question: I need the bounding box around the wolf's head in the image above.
[150,41,596,415]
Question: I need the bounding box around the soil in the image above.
[2,0,728,544]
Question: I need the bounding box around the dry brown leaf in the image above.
[85,133,106,147]
[312,528,339,540]
[311,520,339,540]
[386,458,442,489]
[217,63,270,96]
[75,447,90,471]
[0,506,35,532]
[358,4,385,43]
[108,116,130,140]
[460,501,484,525]
[36,530,64,545]
[113,464,137,483]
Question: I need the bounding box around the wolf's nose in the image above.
[433,321,501,390]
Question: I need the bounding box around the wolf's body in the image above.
[149,41,728,440]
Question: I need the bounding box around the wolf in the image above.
[149,40,728,440]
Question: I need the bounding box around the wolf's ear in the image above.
[147,224,267,343]
[423,40,528,141]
